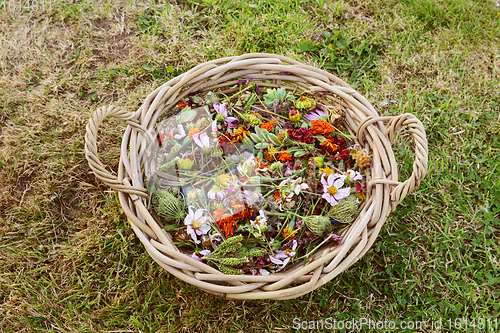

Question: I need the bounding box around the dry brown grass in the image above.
[1,0,499,331]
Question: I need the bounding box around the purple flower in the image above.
[346,169,362,182]
[214,102,239,128]
[193,132,212,152]
[207,186,226,202]
[188,249,211,262]
[325,233,342,246]
[269,240,297,270]
[304,109,328,121]
[201,233,222,246]
[237,77,260,94]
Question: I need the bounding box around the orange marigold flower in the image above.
[261,121,274,132]
[178,102,188,110]
[231,126,250,143]
[187,127,200,137]
[230,199,245,214]
[320,137,340,155]
[311,120,335,135]
[274,190,282,204]
[278,149,293,162]
[235,206,254,220]
[212,208,228,222]
[213,208,238,238]
[217,215,238,238]
[260,118,278,132]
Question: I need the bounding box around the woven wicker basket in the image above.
[85,53,428,300]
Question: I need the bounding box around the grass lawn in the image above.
[0,0,499,332]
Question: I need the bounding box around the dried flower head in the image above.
[352,149,372,168]
[311,120,335,135]
[327,194,360,224]
[152,190,186,222]
[282,223,299,240]
[294,95,316,110]
[303,215,332,236]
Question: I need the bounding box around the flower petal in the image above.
[333,175,345,188]
[199,224,211,234]
[280,257,291,269]
[327,174,335,186]
[324,193,338,206]
[192,133,202,147]
[187,226,199,243]
[322,192,332,202]
[200,249,211,257]
[334,187,351,201]
[269,256,283,265]
[194,209,203,221]
[188,253,202,262]
[320,173,328,187]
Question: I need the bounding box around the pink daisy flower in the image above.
[184,207,211,244]
[321,173,351,206]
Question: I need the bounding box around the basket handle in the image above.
[357,113,428,207]
[85,105,149,197]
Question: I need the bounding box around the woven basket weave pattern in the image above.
[85,53,428,300]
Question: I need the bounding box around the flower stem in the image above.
[296,234,333,261]
[251,106,288,120]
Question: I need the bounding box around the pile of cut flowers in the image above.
[146,80,372,275]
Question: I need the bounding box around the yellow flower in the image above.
[357,190,365,201]
[320,166,334,176]
[264,146,279,162]
[293,95,316,110]
[178,158,194,170]
[217,173,233,187]
[289,110,301,122]
[282,223,299,240]
[231,126,250,142]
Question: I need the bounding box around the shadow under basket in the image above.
[85,53,428,300]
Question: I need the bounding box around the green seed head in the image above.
[327,194,359,224]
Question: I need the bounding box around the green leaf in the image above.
[177,109,197,123]
[255,126,263,138]
[261,128,271,141]
[142,64,153,71]
[167,65,174,73]
[269,133,280,145]
[242,136,255,148]
[250,133,260,143]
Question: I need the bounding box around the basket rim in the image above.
[84,53,429,300]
